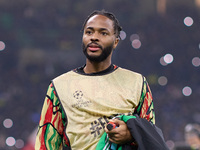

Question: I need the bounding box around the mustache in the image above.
[87,42,103,49]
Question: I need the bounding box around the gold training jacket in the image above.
[35,65,155,150]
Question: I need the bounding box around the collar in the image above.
[73,64,118,76]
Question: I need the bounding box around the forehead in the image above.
[85,15,114,31]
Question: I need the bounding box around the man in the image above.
[173,124,200,150]
[35,10,168,150]
[185,124,200,150]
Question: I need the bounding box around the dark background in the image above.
[0,0,200,149]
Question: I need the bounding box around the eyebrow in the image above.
[86,27,110,32]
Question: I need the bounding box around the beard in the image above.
[82,42,114,62]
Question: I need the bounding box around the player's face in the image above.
[186,135,200,149]
[82,15,119,62]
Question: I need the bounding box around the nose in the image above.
[90,32,99,42]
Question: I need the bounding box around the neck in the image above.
[84,59,112,74]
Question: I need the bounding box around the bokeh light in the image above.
[130,34,140,41]
[15,139,24,149]
[192,57,200,67]
[184,16,194,27]
[182,86,192,96]
[166,140,175,150]
[0,41,6,51]
[160,56,168,66]
[163,53,174,64]
[6,137,16,147]
[120,31,126,40]
[160,53,174,66]
[158,76,168,86]
[131,39,141,49]
[3,118,13,128]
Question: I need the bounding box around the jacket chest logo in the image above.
[73,90,83,99]
[72,90,91,108]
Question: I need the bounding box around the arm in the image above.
[104,119,133,144]
[134,76,155,124]
[35,83,70,150]
[105,76,155,145]
[104,115,169,150]
[105,77,169,149]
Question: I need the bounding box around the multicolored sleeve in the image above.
[134,76,155,124]
[35,82,70,150]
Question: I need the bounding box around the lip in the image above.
[88,47,100,51]
[87,43,102,52]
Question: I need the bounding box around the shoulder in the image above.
[116,67,144,80]
[52,70,77,82]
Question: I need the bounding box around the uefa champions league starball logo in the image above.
[73,90,83,100]
[72,90,91,108]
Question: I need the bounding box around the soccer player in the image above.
[185,124,200,150]
[35,10,168,150]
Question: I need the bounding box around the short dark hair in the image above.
[185,123,200,138]
[82,10,122,39]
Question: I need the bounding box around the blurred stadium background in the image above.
[0,0,200,149]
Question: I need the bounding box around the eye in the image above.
[101,32,108,36]
[85,30,93,35]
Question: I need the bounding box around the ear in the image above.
[113,37,119,49]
